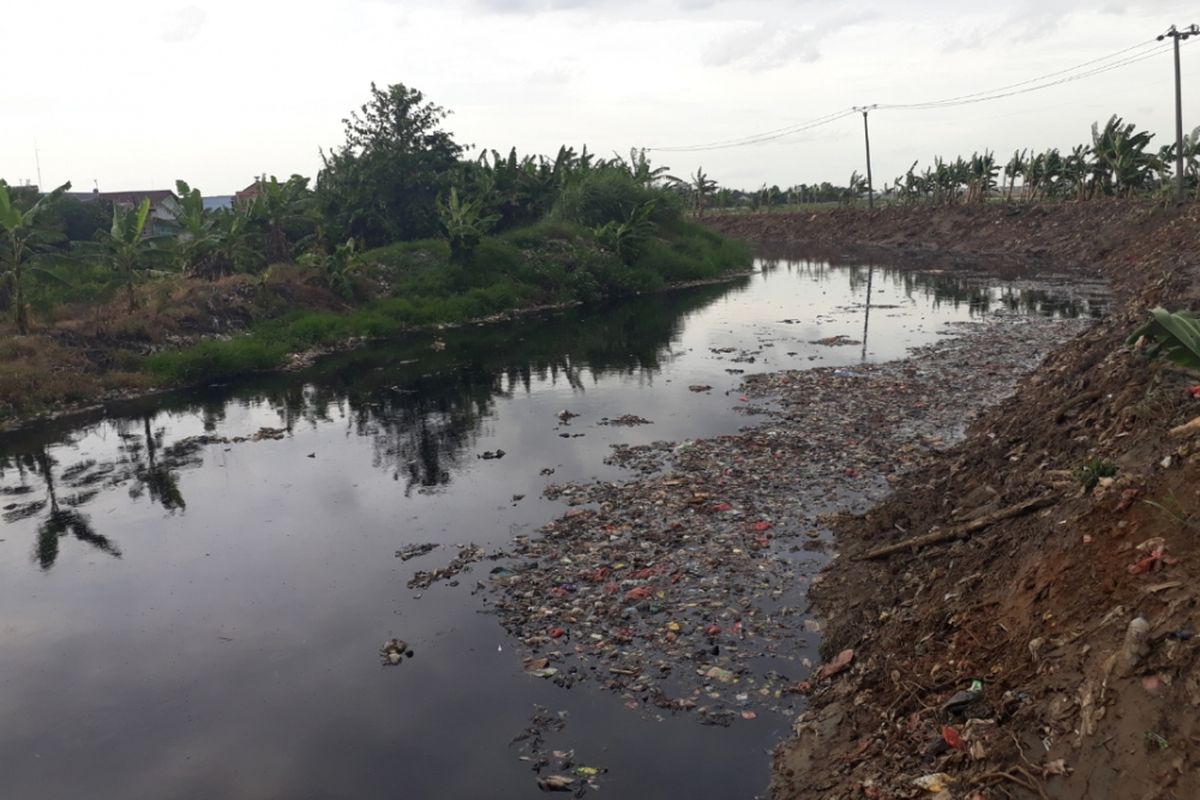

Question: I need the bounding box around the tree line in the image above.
[0,83,716,335]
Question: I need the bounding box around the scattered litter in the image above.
[379,638,413,665]
[408,544,484,590]
[395,543,439,561]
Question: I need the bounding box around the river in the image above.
[0,254,1105,799]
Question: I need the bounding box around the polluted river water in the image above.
[0,255,1106,799]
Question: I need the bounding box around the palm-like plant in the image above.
[206,207,259,277]
[437,187,499,262]
[173,180,216,274]
[594,200,657,265]
[1004,149,1027,202]
[967,151,998,203]
[251,174,315,264]
[689,167,718,217]
[1090,115,1159,197]
[0,181,70,333]
[96,199,171,311]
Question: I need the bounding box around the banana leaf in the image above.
[1129,307,1200,372]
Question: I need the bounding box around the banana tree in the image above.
[1003,149,1027,202]
[173,179,215,274]
[688,167,718,217]
[0,181,71,334]
[1091,115,1159,197]
[967,151,998,203]
[250,174,315,264]
[96,199,171,311]
[205,206,259,277]
[437,187,499,262]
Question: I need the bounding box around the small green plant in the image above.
[1143,731,1170,751]
[1129,307,1200,373]
[1075,458,1117,490]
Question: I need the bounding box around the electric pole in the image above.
[1158,24,1198,201]
[853,105,878,209]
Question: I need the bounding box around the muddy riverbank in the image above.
[706,203,1200,800]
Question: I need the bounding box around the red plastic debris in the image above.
[817,648,855,680]
[942,725,965,750]
[750,521,773,532]
[1129,546,1167,575]
[624,586,653,602]
[548,627,567,638]
[1189,385,1200,398]
[712,502,733,512]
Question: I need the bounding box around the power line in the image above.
[644,36,1180,153]
[646,108,856,153]
[879,38,1161,110]
[879,41,1180,110]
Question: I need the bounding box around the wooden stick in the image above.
[856,494,1056,561]
[1169,415,1200,439]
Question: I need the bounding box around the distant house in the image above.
[234,179,264,208]
[65,189,181,236]
[202,195,235,212]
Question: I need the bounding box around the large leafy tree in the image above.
[0,181,70,334]
[316,82,464,248]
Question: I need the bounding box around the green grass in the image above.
[146,219,750,385]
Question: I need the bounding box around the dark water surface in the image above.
[0,258,1105,799]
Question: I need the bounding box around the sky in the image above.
[3,0,1198,195]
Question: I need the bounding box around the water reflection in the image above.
[0,415,200,568]
[758,256,1106,318]
[0,261,1101,571]
[0,256,1108,800]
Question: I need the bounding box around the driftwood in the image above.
[857,494,1056,561]
[1169,416,1200,439]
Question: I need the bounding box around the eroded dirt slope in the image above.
[710,202,1200,800]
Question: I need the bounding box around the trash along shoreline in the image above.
[482,298,1095,773]
[706,203,1200,800]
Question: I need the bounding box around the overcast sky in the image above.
[3,0,1197,194]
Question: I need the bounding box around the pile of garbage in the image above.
[488,314,1091,723]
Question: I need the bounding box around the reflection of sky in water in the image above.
[0,260,1104,799]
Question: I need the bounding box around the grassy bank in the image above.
[6,220,749,402]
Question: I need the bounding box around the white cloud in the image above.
[1,0,1194,194]
[160,6,207,43]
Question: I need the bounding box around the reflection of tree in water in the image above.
[759,256,1100,319]
[125,416,190,511]
[0,447,120,570]
[227,281,744,494]
[0,415,200,569]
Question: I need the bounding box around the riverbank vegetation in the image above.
[0,83,750,421]
[705,116,1200,212]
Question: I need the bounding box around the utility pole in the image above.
[853,105,878,209]
[1158,24,1198,201]
[34,140,43,192]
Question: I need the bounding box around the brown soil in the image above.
[0,266,353,423]
[709,203,1200,800]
